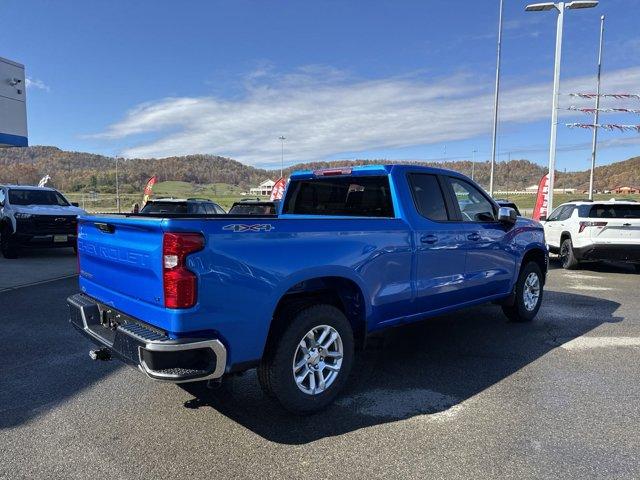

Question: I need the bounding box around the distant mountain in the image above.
[0,145,638,192]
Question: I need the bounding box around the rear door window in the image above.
[408,174,449,221]
[589,204,640,218]
[557,205,574,221]
[283,176,394,217]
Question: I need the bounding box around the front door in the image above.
[445,176,515,300]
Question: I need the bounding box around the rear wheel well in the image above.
[264,277,366,358]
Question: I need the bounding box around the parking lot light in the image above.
[525,0,598,213]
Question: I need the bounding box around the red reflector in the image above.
[162,232,204,309]
[313,168,352,176]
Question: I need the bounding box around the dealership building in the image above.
[0,56,28,148]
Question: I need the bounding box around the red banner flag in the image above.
[270,177,287,201]
[532,173,550,221]
[142,176,158,205]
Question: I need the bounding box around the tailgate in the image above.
[78,216,165,306]
[590,218,640,243]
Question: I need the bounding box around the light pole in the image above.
[278,136,286,178]
[471,149,477,181]
[525,1,598,213]
[588,14,605,200]
[115,156,121,213]
[489,0,504,197]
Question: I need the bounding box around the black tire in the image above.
[0,225,19,259]
[559,238,579,270]
[633,264,640,273]
[257,304,354,415]
[502,261,544,323]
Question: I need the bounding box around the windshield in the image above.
[9,189,70,206]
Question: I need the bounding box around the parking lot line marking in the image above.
[0,274,78,293]
[562,273,604,280]
[560,336,640,351]
[568,285,613,291]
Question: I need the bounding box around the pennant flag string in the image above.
[567,106,640,114]
[565,123,640,132]
[567,93,640,100]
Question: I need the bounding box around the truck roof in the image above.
[0,184,57,191]
[289,163,468,180]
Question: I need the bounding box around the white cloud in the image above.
[92,66,640,164]
[25,77,50,92]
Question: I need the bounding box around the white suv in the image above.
[542,200,640,270]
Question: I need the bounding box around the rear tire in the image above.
[560,238,579,270]
[502,262,544,323]
[258,304,354,414]
[633,264,640,273]
[0,225,19,259]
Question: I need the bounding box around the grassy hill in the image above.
[0,146,638,198]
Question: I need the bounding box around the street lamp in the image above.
[471,149,477,181]
[278,135,286,178]
[525,0,598,213]
[489,0,504,197]
[115,156,121,213]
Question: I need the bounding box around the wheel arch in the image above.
[520,246,548,280]
[264,272,369,357]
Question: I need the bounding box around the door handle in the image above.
[467,232,480,241]
[623,223,631,227]
[420,234,438,244]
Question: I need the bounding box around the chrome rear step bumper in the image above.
[67,293,227,383]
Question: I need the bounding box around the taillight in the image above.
[578,221,607,233]
[162,232,204,309]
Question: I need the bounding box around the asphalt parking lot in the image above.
[1,257,639,479]
[0,248,76,292]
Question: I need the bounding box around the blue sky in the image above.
[2,0,639,171]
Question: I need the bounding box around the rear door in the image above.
[444,176,515,300]
[543,205,573,248]
[406,173,468,314]
[587,204,640,244]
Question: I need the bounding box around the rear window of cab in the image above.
[283,176,394,217]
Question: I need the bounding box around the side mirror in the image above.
[71,202,80,207]
[498,207,517,225]
[539,214,547,222]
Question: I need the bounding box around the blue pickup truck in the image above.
[68,165,547,413]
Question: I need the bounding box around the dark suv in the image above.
[140,198,226,215]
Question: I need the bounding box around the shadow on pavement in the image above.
[548,255,639,274]
[181,289,622,445]
[0,277,121,429]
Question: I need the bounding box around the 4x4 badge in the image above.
[223,224,274,232]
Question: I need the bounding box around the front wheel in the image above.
[0,226,19,259]
[502,262,544,322]
[258,304,354,414]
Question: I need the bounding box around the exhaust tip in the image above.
[89,348,111,361]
